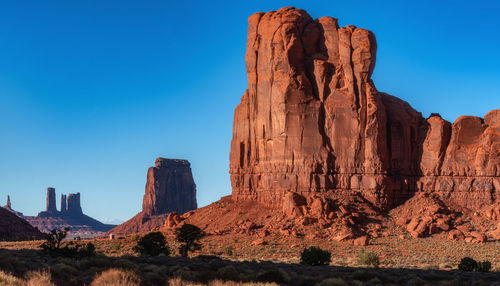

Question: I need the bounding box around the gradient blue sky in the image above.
[1,0,499,223]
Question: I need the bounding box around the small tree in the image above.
[40,228,69,253]
[300,247,331,266]
[175,224,205,257]
[133,231,170,256]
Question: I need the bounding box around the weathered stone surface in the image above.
[106,158,198,236]
[143,158,197,215]
[229,7,499,214]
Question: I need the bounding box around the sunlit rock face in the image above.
[229,7,499,211]
[142,158,197,215]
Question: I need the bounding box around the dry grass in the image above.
[90,269,141,286]
[0,270,54,286]
[0,270,22,286]
[24,270,55,286]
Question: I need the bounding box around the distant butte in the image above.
[24,187,115,238]
[105,157,198,236]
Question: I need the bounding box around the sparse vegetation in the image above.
[40,228,69,253]
[40,227,96,258]
[133,231,170,256]
[0,234,498,286]
[356,249,380,268]
[91,269,141,286]
[300,247,331,266]
[458,257,492,272]
[175,224,205,257]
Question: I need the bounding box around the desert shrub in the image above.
[457,257,491,272]
[40,228,68,253]
[175,224,206,257]
[90,269,141,286]
[133,232,170,257]
[476,261,492,273]
[356,249,380,267]
[223,245,234,256]
[40,228,96,258]
[24,270,55,286]
[300,247,331,266]
[0,271,22,286]
[458,257,477,271]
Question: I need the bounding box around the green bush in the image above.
[300,247,331,266]
[175,224,205,257]
[458,257,491,272]
[133,232,170,256]
[356,249,380,268]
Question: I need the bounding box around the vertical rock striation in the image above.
[46,187,57,213]
[105,157,198,236]
[229,7,499,212]
[142,158,197,215]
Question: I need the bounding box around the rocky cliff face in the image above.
[106,158,197,236]
[142,158,197,215]
[229,7,499,212]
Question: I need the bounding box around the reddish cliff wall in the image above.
[229,7,499,212]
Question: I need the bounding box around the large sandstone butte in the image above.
[229,7,499,213]
[106,158,198,236]
[143,158,197,215]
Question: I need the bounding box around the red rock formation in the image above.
[0,207,43,241]
[143,158,197,215]
[229,7,499,215]
[105,157,197,236]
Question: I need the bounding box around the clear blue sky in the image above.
[1,0,498,223]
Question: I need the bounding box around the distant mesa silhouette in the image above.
[24,187,116,238]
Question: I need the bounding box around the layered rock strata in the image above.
[229,7,499,213]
